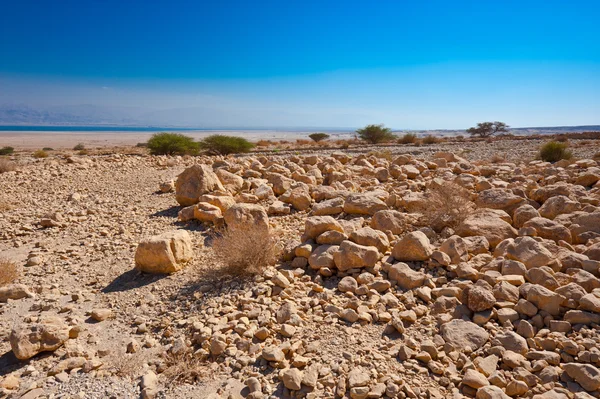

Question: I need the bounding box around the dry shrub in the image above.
[0,158,17,173]
[212,226,281,276]
[256,140,273,147]
[0,259,19,286]
[490,153,506,163]
[162,348,208,384]
[416,182,476,232]
[422,135,441,145]
[368,149,393,162]
[295,139,312,145]
[33,150,48,158]
[110,351,148,378]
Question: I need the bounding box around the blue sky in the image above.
[1,0,599,128]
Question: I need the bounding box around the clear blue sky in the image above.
[1,0,599,128]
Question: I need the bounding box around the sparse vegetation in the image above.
[398,133,418,144]
[490,153,506,163]
[256,139,272,147]
[162,348,206,384]
[0,158,17,173]
[356,124,396,144]
[73,143,86,151]
[212,226,281,276]
[198,135,254,155]
[33,149,49,158]
[147,132,200,156]
[42,147,54,151]
[78,149,89,156]
[0,259,19,286]
[0,146,14,155]
[539,141,572,162]
[466,121,509,138]
[417,182,475,232]
[368,149,393,161]
[422,135,440,145]
[308,133,330,143]
[135,142,148,148]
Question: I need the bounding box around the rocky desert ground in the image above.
[1,138,600,399]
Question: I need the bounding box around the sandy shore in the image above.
[0,130,355,150]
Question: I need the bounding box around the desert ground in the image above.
[1,136,600,399]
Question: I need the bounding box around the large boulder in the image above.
[494,237,553,269]
[387,262,426,290]
[370,210,408,235]
[303,216,344,240]
[392,231,433,261]
[456,209,517,248]
[175,164,225,206]
[350,227,389,253]
[538,195,579,219]
[526,284,565,316]
[440,319,489,351]
[523,217,572,243]
[10,317,70,360]
[475,189,526,215]
[333,240,380,272]
[563,363,600,392]
[215,168,244,193]
[135,230,193,274]
[343,194,388,216]
[0,284,35,302]
[224,204,269,233]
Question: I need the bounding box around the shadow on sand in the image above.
[102,269,168,293]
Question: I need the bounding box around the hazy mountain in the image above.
[0,103,598,133]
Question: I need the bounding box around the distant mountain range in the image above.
[0,103,598,133]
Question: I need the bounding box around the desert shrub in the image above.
[398,133,417,144]
[490,154,506,163]
[368,149,393,161]
[416,182,476,232]
[135,142,148,148]
[256,140,272,147]
[555,134,569,142]
[356,124,396,144]
[295,139,311,145]
[42,147,54,151]
[73,143,86,151]
[198,135,254,155]
[539,141,572,162]
[0,158,17,173]
[147,132,200,155]
[0,259,19,286]
[466,121,509,138]
[309,133,330,142]
[0,146,14,155]
[422,135,440,145]
[455,135,465,141]
[162,347,206,384]
[212,226,281,276]
[77,149,89,156]
[33,150,48,158]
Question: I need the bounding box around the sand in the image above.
[0,130,355,150]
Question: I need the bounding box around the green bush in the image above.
[42,147,54,151]
[398,133,417,144]
[147,132,200,155]
[198,135,254,155]
[73,143,86,151]
[539,141,572,162]
[0,146,14,155]
[356,124,396,144]
[308,133,330,142]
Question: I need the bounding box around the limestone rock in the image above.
[135,230,193,274]
[175,164,225,206]
[10,317,70,360]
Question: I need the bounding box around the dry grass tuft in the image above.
[416,182,476,232]
[368,149,393,162]
[490,153,506,163]
[0,158,17,173]
[161,348,209,384]
[421,135,442,145]
[212,226,281,276]
[0,259,19,286]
